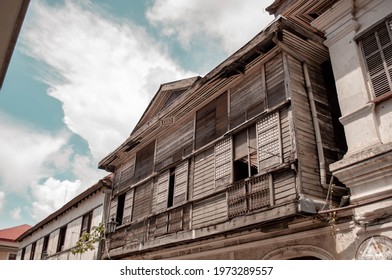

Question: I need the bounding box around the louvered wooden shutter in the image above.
[361,20,392,97]
[195,93,228,149]
[156,170,169,213]
[132,181,153,221]
[133,141,155,183]
[117,158,135,193]
[230,68,265,128]
[173,160,188,205]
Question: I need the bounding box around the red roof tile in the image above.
[0,224,31,241]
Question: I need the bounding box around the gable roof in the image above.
[132,76,201,132]
[0,224,31,242]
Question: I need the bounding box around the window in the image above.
[21,248,26,260]
[8,253,17,260]
[116,193,126,225]
[56,226,67,253]
[156,161,189,212]
[360,18,392,98]
[167,167,176,208]
[30,242,36,260]
[233,125,258,182]
[80,211,93,236]
[41,235,49,259]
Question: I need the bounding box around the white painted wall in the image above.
[312,0,392,154]
[17,189,107,260]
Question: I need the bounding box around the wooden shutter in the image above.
[361,20,392,97]
[215,137,232,178]
[123,189,134,224]
[266,53,286,108]
[173,160,188,205]
[132,181,153,221]
[230,68,265,128]
[195,93,228,149]
[257,112,282,170]
[156,170,169,213]
[133,141,155,183]
[195,101,216,149]
[215,93,228,137]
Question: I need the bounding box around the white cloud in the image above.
[10,207,22,221]
[72,154,107,188]
[0,192,5,214]
[147,0,275,54]
[21,0,195,160]
[30,177,83,221]
[0,112,71,193]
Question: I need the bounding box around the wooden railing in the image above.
[227,174,271,218]
[108,204,190,250]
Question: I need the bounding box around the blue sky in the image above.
[0,0,274,229]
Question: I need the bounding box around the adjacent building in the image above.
[16,177,111,260]
[98,16,350,260]
[267,0,392,260]
[0,224,31,260]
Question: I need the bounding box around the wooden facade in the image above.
[99,17,347,259]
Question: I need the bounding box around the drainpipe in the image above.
[303,62,327,188]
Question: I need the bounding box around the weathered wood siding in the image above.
[192,193,227,228]
[307,63,346,175]
[273,169,297,205]
[287,54,322,198]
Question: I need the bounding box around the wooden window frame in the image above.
[56,226,67,253]
[115,193,126,225]
[21,247,26,260]
[233,124,258,182]
[80,211,93,236]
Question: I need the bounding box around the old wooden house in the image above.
[98,17,349,260]
[16,177,111,260]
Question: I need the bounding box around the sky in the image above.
[0,0,275,229]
